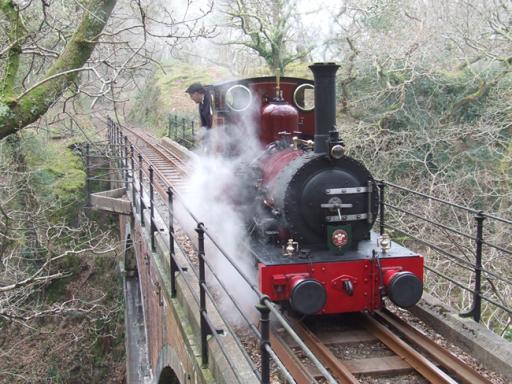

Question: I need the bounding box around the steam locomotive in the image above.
[208,63,424,315]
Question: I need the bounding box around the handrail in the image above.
[106,118,333,383]
[378,180,512,327]
[95,118,512,384]
[167,113,196,148]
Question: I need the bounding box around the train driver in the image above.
[185,83,213,130]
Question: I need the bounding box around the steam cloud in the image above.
[176,104,265,325]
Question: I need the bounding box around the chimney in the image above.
[309,63,340,154]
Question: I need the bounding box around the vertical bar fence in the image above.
[377,180,512,326]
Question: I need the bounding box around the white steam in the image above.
[176,106,266,326]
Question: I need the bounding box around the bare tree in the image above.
[0,0,214,140]
[0,139,117,323]
[0,2,216,379]
[219,0,312,74]
[323,0,512,334]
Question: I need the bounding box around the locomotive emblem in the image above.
[332,229,349,248]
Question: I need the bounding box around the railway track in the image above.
[121,125,191,197]
[271,308,493,384]
[118,127,496,384]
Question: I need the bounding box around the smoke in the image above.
[176,105,266,326]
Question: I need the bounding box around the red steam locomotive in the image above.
[209,63,424,315]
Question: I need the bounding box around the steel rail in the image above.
[265,345,297,384]
[362,314,458,384]
[269,331,317,384]
[261,301,339,384]
[155,141,190,168]
[124,130,187,201]
[375,309,493,384]
[288,318,360,384]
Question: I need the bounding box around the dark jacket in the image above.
[199,90,213,129]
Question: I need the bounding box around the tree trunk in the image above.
[0,0,117,140]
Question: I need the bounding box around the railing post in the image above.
[196,223,211,367]
[149,166,155,252]
[115,124,119,157]
[107,118,112,146]
[182,118,186,140]
[112,119,116,148]
[473,211,485,323]
[111,120,115,145]
[190,120,194,140]
[139,154,145,226]
[378,180,385,235]
[124,136,129,189]
[130,145,136,207]
[168,115,172,138]
[257,299,271,384]
[168,187,177,297]
[112,123,117,155]
[118,125,123,161]
[461,211,485,322]
[85,143,91,207]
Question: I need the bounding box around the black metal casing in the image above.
[268,152,379,249]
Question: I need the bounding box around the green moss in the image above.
[0,102,12,118]
[12,135,85,222]
[0,0,117,139]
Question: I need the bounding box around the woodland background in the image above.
[0,0,510,382]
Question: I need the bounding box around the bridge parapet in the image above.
[105,118,343,384]
[120,172,260,383]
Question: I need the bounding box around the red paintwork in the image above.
[212,78,315,144]
[261,102,299,144]
[261,149,302,185]
[258,255,424,314]
[212,76,425,316]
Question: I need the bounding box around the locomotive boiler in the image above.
[210,63,424,316]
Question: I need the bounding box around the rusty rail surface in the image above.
[121,125,191,199]
[374,309,493,384]
[362,314,458,384]
[268,310,494,384]
[287,319,360,384]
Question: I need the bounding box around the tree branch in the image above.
[0,0,118,140]
[0,0,28,98]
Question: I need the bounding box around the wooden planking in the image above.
[344,356,412,375]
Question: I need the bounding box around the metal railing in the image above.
[105,118,338,384]
[378,180,512,332]
[167,113,196,148]
[95,118,512,383]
